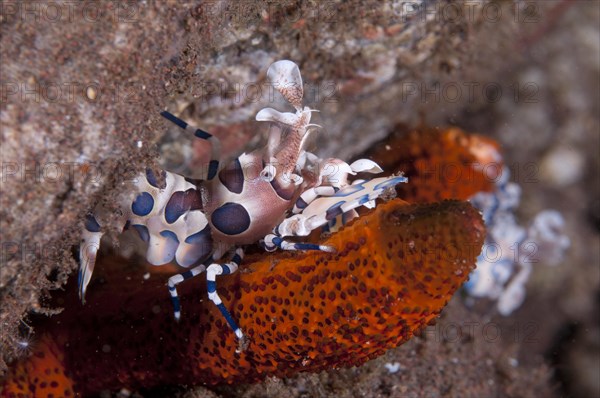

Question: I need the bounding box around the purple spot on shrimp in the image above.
[211,203,251,235]
[84,214,101,232]
[132,192,154,216]
[165,189,203,224]
[218,158,244,194]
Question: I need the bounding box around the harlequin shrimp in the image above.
[79,60,407,345]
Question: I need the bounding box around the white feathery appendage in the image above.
[267,60,304,110]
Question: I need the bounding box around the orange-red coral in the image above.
[366,126,503,202]
[1,199,484,396]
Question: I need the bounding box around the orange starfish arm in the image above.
[367,127,503,202]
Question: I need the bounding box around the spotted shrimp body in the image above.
[79,60,407,345]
